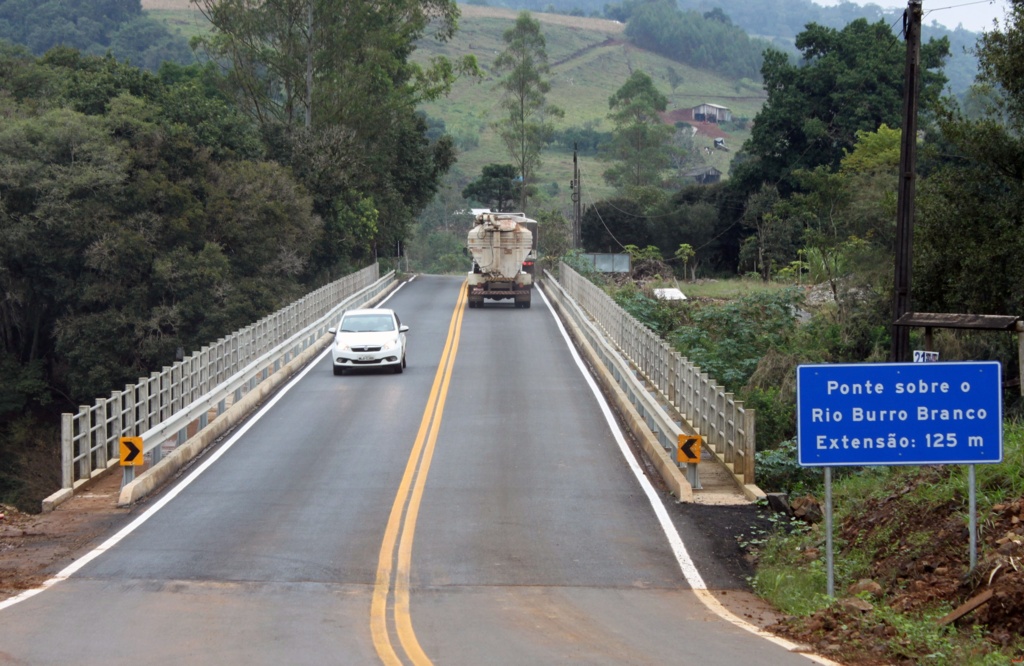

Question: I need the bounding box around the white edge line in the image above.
[1,278,414,611]
[1,311,364,611]
[537,287,841,666]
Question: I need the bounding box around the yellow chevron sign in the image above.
[120,437,143,466]
[677,434,702,464]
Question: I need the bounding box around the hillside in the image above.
[142,1,763,208]
[414,5,763,205]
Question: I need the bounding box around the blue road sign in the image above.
[797,362,1002,467]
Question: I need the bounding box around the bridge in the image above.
[0,268,838,665]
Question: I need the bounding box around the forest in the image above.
[477,0,986,95]
[0,0,191,70]
[0,0,465,508]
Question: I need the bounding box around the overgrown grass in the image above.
[868,605,1013,666]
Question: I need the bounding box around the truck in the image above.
[466,212,536,309]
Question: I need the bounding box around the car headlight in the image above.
[381,339,398,351]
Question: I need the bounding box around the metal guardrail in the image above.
[59,264,392,493]
[543,269,700,490]
[555,262,756,486]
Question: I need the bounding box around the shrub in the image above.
[669,288,803,388]
[755,440,822,494]
[741,386,795,452]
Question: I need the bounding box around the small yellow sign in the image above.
[120,437,144,466]
[677,434,702,464]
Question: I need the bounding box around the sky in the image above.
[812,0,1013,33]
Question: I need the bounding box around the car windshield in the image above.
[340,314,395,333]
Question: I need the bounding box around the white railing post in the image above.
[54,264,391,493]
[555,261,756,491]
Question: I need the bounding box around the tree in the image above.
[0,0,191,71]
[731,19,949,197]
[581,199,652,251]
[462,164,521,212]
[624,0,766,80]
[737,185,799,280]
[914,3,1024,318]
[665,66,683,92]
[193,0,470,127]
[192,0,472,277]
[602,70,676,193]
[492,11,563,213]
[674,243,696,281]
[534,208,572,265]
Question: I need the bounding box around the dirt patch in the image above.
[0,472,133,599]
[763,471,1024,663]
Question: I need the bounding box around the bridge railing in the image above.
[555,262,756,486]
[57,264,393,497]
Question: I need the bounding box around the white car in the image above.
[328,308,408,375]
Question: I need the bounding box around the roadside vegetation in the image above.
[563,229,1024,663]
[750,423,1024,664]
[538,2,1024,657]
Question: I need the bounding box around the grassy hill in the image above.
[142,2,765,210]
[415,5,764,207]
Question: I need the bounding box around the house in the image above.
[683,165,722,185]
[691,103,732,124]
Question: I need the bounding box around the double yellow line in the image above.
[371,283,467,665]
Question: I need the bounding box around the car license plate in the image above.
[358,355,374,361]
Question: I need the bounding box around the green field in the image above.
[145,7,210,41]
[415,6,765,208]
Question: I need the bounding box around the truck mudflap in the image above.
[468,285,532,296]
[467,283,533,308]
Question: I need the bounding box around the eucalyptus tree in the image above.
[602,70,676,194]
[192,0,471,128]
[492,11,563,213]
[915,2,1024,317]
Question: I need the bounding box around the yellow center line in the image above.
[371,282,467,665]
[395,284,467,663]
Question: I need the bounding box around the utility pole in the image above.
[304,0,313,128]
[891,0,922,363]
[571,144,582,249]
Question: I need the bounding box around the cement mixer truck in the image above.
[466,212,536,308]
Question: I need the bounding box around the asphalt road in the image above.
[0,275,827,665]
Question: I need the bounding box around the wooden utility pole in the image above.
[571,144,582,249]
[305,0,313,128]
[891,0,922,362]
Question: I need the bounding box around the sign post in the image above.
[797,362,1002,594]
[677,434,701,464]
[676,434,702,489]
